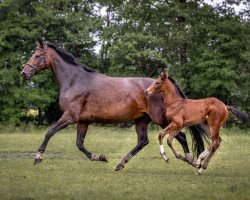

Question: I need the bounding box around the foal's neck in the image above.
[162,79,183,106]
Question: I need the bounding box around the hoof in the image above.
[115,164,124,171]
[164,158,170,163]
[34,158,42,165]
[99,155,108,162]
[195,172,201,176]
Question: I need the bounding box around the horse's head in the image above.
[21,40,50,80]
[145,71,169,96]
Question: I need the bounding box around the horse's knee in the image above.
[44,132,53,140]
[158,131,165,141]
[167,137,173,146]
[211,138,221,151]
[142,138,149,146]
[214,141,220,150]
[76,140,82,150]
[139,137,149,148]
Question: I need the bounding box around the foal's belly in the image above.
[183,100,207,126]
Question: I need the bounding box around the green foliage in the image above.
[0,0,249,126]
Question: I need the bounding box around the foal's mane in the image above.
[47,43,97,73]
[168,77,187,99]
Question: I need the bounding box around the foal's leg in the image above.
[158,126,172,162]
[158,122,186,162]
[115,116,151,171]
[166,130,189,162]
[195,148,210,168]
[196,135,221,175]
[196,110,225,175]
[34,113,73,164]
[175,132,193,164]
[76,122,107,162]
[158,127,191,163]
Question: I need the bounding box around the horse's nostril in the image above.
[21,71,26,79]
[145,91,148,96]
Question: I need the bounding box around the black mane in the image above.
[47,43,97,73]
[168,77,187,99]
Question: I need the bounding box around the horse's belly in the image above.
[79,103,144,123]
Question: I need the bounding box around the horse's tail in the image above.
[227,106,248,124]
[188,124,211,158]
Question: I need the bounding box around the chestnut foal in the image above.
[145,72,248,175]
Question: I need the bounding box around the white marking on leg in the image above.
[160,145,165,155]
[196,149,210,166]
[35,151,42,159]
[160,145,169,162]
[197,167,204,174]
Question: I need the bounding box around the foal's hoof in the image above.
[115,164,124,171]
[34,158,42,165]
[99,155,108,162]
[195,172,201,176]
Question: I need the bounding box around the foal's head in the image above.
[145,72,169,96]
[21,41,52,80]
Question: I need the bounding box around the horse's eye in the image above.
[156,82,160,85]
[35,55,40,59]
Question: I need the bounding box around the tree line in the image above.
[0,0,249,127]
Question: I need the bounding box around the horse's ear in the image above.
[160,72,167,80]
[165,71,169,78]
[36,40,43,48]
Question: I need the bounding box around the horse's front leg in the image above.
[34,112,74,164]
[115,116,151,171]
[167,131,188,162]
[163,121,188,162]
[76,122,107,162]
[158,127,170,162]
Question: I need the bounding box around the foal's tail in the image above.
[188,124,211,158]
[227,106,249,124]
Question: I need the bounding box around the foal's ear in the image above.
[160,72,167,80]
[36,39,43,48]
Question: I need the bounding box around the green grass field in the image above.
[0,126,249,200]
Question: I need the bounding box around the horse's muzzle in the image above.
[21,71,29,80]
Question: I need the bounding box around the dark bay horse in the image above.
[21,41,208,170]
[145,72,248,175]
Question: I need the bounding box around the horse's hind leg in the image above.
[196,135,221,175]
[34,113,73,164]
[115,116,151,171]
[196,107,226,175]
[76,122,107,162]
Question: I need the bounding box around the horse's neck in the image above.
[162,80,183,106]
[51,57,87,91]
